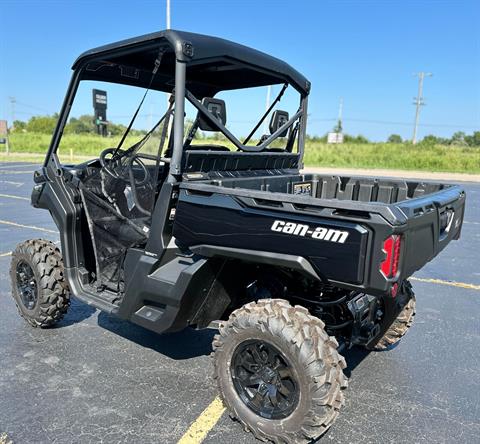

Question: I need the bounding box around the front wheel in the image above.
[10,239,70,328]
[213,299,348,443]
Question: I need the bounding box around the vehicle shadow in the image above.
[97,308,378,367]
[55,298,97,328]
[341,346,372,378]
[97,311,216,360]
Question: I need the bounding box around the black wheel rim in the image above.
[16,260,38,310]
[231,339,299,419]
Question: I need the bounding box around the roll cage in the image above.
[44,29,310,180]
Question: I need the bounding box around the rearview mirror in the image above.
[269,110,289,137]
[198,98,227,131]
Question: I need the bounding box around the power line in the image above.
[412,72,433,144]
[15,100,50,114]
[308,118,337,122]
[13,111,35,116]
[8,110,477,131]
[308,117,477,129]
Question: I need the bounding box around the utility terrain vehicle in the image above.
[10,30,466,443]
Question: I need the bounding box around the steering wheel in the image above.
[99,148,150,186]
[99,147,124,179]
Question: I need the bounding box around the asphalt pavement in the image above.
[0,162,479,444]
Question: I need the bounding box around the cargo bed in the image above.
[174,173,466,295]
[205,173,452,203]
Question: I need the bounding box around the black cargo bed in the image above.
[176,173,465,294]
[202,173,451,204]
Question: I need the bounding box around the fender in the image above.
[189,244,321,281]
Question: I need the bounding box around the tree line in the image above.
[9,114,480,146]
[10,114,144,138]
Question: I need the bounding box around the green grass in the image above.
[303,141,480,174]
[3,132,480,173]
[6,132,141,156]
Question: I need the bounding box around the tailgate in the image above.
[397,185,466,278]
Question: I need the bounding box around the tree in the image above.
[65,115,95,134]
[306,134,328,143]
[420,134,441,145]
[344,134,369,144]
[450,131,467,145]
[11,120,27,132]
[465,131,480,147]
[26,115,58,133]
[387,134,402,143]
[355,135,369,144]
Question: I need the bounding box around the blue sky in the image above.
[1,0,479,141]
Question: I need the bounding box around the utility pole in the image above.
[336,97,343,133]
[412,72,432,144]
[8,96,16,127]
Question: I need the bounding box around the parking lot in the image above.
[0,162,479,444]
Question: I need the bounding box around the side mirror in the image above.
[198,98,227,131]
[269,110,289,137]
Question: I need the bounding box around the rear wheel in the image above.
[213,299,347,443]
[10,239,70,328]
[372,282,416,351]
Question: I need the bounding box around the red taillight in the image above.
[380,235,402,278]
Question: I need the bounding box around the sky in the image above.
[0,0,479,141]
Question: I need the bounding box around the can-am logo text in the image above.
[271,220,349,244]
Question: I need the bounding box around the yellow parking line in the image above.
[0,193,30,201]
[411,276,480,291]
[177,397,226,444]
[173,279,478,444]
[0,219,58,234]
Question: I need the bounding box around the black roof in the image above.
[73,30,310,97]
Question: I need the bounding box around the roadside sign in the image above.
[0,120,8,135]
[92,89,108,136]
[327,132,344,144]
[92,89,107,109]
[0,121,9,153]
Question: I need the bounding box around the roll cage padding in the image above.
[182,151,299,174]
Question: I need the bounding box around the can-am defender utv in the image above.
[10,30,466,443]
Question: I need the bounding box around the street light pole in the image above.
[166,0,172,136]
[166,0,171,29]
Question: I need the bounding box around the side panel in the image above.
[173,190,369,284]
